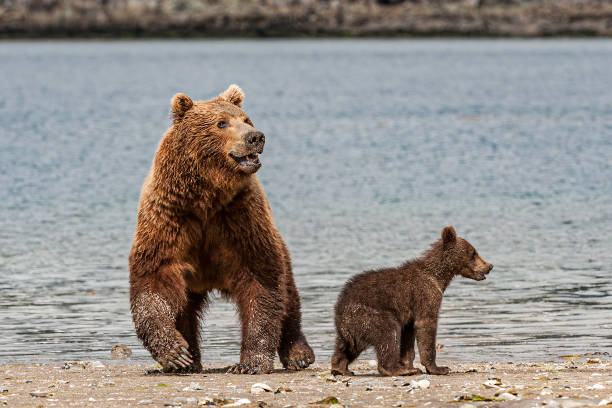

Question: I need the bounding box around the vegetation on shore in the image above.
[1,0,612,38]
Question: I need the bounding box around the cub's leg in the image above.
[360,313,415,377]
[331,336,359,376]
[130,263,194,373]
[399,323,423,375]
[278,268,315,370]
[415,318,449,375]
[228,278,284,374]
[175,291,208,373]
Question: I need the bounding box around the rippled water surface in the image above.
[1,39,611,364]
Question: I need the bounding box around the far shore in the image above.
[1,357,611,407]
[2,0,612,39]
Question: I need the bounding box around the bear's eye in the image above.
[217,120,228,129]
[472,251,477,259]
[244,118,253,126]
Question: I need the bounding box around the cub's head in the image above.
[440,226,493,281]
[169,84,265,176]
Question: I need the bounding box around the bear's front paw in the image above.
[227,363,273,375]
[280,341,315,371]
[158,343,194,373]
[425,365,450,375]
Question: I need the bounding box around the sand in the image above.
[1,357,611,407]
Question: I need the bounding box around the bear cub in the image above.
[331,226,493,377]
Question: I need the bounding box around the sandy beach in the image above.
[1,357,611,407]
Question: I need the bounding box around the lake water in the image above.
[1,39,611,365]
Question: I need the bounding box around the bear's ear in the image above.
[441,226,457,247]
[218,84,244,107]
[170,93,193,121]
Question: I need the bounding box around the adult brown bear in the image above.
[129,85,314,374]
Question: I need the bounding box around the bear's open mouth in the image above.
[229,152,261,169]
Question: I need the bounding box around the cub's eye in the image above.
[217,120,228,129]
[244,118,253,125]
[472,251,477,259]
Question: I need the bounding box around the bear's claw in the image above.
[227,363,269,375]
[280,341,315,371]
[160,343,194,373]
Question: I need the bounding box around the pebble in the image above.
[367,360,377,368]
[540,388,553,395]
[498,392,518,400]
[172,396,198,406]
[565,360,578,369]
[589,383,606,390]
[250,383,273,394]
[182,382,204,391]
[138,400,153,405]
[352,378,383,387]
[30,391,49,397]
[111,344,133,359]
[411,379,431,389]
[224,398,251,407]
[542,399,595,408]
[599,397,612,406]
[458,404,476,408]
[483,379,502,388]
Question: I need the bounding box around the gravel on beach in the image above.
[1,357,611,407]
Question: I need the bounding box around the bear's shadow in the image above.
[145,366,310,376]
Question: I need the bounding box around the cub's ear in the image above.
[171,93,193,121]
[218,84,244,107]
[441,226,457,247]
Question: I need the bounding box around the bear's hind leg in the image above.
[373,316,417,377]
[278,273,315,370]
[331,337,358,376]
[399,323,423,375]
[175,291,208,373]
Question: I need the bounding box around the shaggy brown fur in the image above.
[331,226,493,377]
[129,85,314,374]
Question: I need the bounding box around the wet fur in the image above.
[331,226,492,376]
[129,85,314,374]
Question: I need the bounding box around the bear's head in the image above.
[167,85,265,178]
[440,226,493,281]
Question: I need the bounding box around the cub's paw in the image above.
[426,365,450,375]
[158,344,194,373]
[279,341,315,371]
[331,367,355,376]
[227,363,272,375]
[401,367,423,376]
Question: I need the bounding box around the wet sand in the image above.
[1,357,611,407]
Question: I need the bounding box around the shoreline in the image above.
[1,358,610,407]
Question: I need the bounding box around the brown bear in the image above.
[129,85,314,374]
[331,226,492,377]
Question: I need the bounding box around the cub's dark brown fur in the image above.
[331,226,492,376]
[129,85,314,374]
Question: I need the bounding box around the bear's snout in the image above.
[487,264,494,273]
[245,131,265,153]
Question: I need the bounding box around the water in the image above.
[1,39,611,365]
